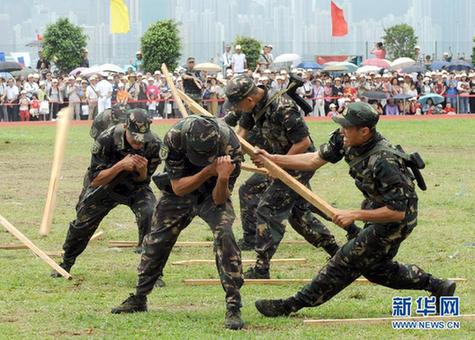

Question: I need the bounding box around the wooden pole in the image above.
[174,87,338,220]
[172,258,307,266]
[109,239,306,248]
[0,214,72,279]
[161,64,188,118]
[0,243,63,257]
[303,314,475,326]
[241,163,269,175]
[39,107,73,236]
[90,230,104,242]
[183,278,467,286]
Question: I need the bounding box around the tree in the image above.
[382,24,418,60]
[42,18,88,73]
[141,20,181,73]
[234,36,262,71]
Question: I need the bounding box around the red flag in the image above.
[331,1,348,37]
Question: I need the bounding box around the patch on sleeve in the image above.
[159,144,169,160]
[91,141,102,154]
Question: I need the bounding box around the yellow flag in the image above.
[110,0,130,34]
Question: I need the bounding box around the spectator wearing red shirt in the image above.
[371,42,386,59]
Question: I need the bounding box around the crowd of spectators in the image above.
[1,44,474,122]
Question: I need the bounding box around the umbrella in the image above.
[401,64,426,74]
[356,65,381,74]
[418,93,444,105]
[194,62,221,72]
[98,63,124,73]
[444,60,473,72]
[362,58,391,69]
[0,72,13,79]
[274,53,301,63]
[323,62,358,73]
[10,68,36,78]
[80,66,102,78]
[431,60,449,70]
[69,67,89,76]
[361,91,389,100]
[390,57,415,70]
[0,61,23,72]
[297,61,322,70]
[393,93,414,100]
[123,64,136,72]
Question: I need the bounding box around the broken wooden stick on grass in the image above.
[183,278,467,286]
[172,258,307,266]
[109,239,306,248]
[0,214,71,279]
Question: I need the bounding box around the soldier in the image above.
[89,103,129,140]
[51,109,162,278]
[111,115,245,330]
[223,107,271,250]
[225,75,347,280]
[251,102,456,316]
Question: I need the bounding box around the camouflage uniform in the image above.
[135,115,244,310]
[77,104,130,205]
[224,108,271,247]
[59,110,162,271]
[256,103,451,315]
[227,76,339,275]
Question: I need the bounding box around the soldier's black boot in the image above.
[50,262,72,278]
[255,296,306,317]
[244,266,270,279]
[430,279,456,313]
[154,275,166,288]
[111,293,147,314]
[224,306,244,330]
[237,238,255,251]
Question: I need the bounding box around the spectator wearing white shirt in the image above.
[222,45,232,72]
[0,77,7,121]
[5,78,19,121]
[313,78,325,117]
[231,45,247,74]
[66,76,81,120]
[24,74,39,99]
[96,73,113,114]
[86,76,99,120]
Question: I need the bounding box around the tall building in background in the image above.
[0,0,473,67]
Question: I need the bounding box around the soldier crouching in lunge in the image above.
[250,102,456,317]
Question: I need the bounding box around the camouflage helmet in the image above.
[126,108,152,143]
[225,74,256,104]
[332,102,379,128]
[111,103,129,124]
[182,116,221,166]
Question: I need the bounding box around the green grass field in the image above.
[0,119,474,339]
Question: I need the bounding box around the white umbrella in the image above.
[80,66,102,78]
[194,62,221,72]
[390,57,415,70]
[274,53,301,63]
[98,63,124,73]
[356,65,381,74]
